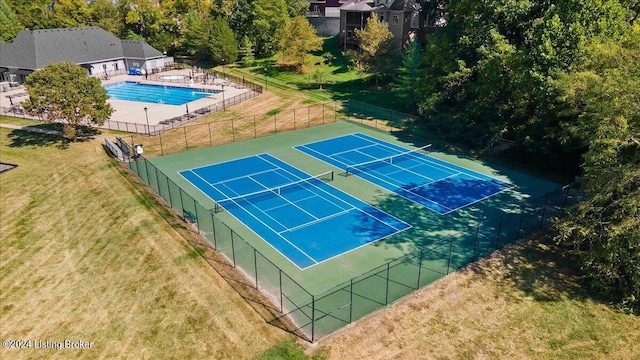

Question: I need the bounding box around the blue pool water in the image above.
[105,81,215,105]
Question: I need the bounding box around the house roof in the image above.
[340,0,375,11]
[121,40,164,60]
[0,26,163,71]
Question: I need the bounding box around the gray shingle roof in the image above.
[340,0,375,11]
[121,40,163,59]
[0,26,162,71]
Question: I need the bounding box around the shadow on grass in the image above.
[469,232,605,305]
[7,124,99,149]
[7,128,67,148]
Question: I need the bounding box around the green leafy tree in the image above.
[47,0,91,28]
[230,0,289,56]
[88,0,122,36]
[22,62,113,141]
[555,28,640,313]
[0,0,24,41]
[209,17,238,65]
[119,0,176,52]
[349,13,394,88]
[284,0,309,16]
[181,10,212,61]
[238,36,255,67]
[311,61,328,90]
[277,16,322,71]
[7,0,90,29]
[395,37,423,113]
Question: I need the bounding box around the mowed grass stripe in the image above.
[0,128,287,359]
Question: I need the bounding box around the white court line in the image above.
[353,133,513,185]
[256,154,356,211]
[331,143,380,158]
[295,143,352,168]
[212,168,281,187]
[278,208,354,234]
[185,152,276,172]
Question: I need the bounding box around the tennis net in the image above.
[214,170,334,213]
[345,144,432,176]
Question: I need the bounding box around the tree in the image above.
[22,62,113,141]
[238,36,256,67]
[88,0,123,37]
[277,16,323,71]
[284,0,309,17]
[554,27,640,313]
[181,10,212,61]
[349,13,394,88]
[230,0,289,56]
[46,0,92,28]
[311,61,329,90]
[0,0,24,42]
[395,37,423,113]
[208,17,238,65]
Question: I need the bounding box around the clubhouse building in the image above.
[0,26,169,84]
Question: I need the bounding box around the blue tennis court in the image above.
[179,154,410,269]
[295,133,515,215]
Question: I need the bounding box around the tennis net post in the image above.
[345,144,432,177]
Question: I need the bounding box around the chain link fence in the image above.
[115,136,580,342]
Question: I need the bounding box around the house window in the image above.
[114,63,118,71]
[393,15,399,25]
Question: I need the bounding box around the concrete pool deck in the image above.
[102,69,254,126]
[0,69,256,128]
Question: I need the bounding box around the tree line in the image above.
[1,0,318,68]
[408,0,639,313]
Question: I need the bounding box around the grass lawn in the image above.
[225,37,411,112]
[0,127,288,359]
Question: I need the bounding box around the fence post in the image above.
[279,270,284,313]
[193,198,199,232]
[385,262,390,305]
[253,116,257,138]
[495,215,503,250]
[183,127,188,151]
[447,237,454,274]
[274,114,277,133]
[231,118,235,141]
[540,194,550,227]
[416,248,424,289]
[562,184,572,215]
[144,159,151,186]
[211,212,217,249]
[231,231,236,266]
[179,188,184,217]
[311,295,316,342]
[208,122,213,146]
[517,203,525,240]
[349,279,354,323]
[254,249,259,289]
[159,133,164,155]
[472,223,480,262]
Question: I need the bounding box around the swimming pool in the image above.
[105,81,216,105]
